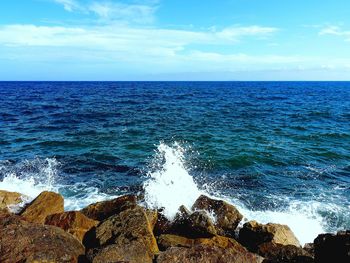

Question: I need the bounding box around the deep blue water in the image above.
[0,81,349,241]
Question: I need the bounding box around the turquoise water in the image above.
[0,81,349,243]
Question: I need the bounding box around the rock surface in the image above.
[157,244,264,263]
[45,211,99,242]
[314,230,350,263]
[0,212,85,263]
[239,220,301,252]
[20,191,64,224]
[258,242,313,263]
[84,205,159,263]
[81,194,137,221]
[192,195,243,236]
[0,190,23,212]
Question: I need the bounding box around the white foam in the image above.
[143,142,202,220]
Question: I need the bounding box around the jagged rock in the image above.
[45,211,99,242]
[81,194,137,221]
[192,195,243,236]
[258,242,313,263]
[84,206,159,263]
[158,234,247,251]
[314,230,350,263]
[172,210,217,238]
[145,208,158,230]
[239,220,301,252]
[303,242,314,255]
[0,190,24,213]
[20,191,64,224]
[0,212,85,262]
[157,244,264,263]
[154,210,173,236]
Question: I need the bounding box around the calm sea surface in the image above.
[0,81,349,243]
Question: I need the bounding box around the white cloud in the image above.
[319,25,350,42]
[54,0,80,12]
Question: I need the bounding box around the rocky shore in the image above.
[0,189,349,263]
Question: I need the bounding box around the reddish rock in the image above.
[314,230,350,263]
[239,220,300,252]
[0,212,84,262]
[192,195,243,236]
[81,194,137,221]
[258,242,313,263]
[20,191,64,224]
[45,211,99,242]
[157,244,264,263]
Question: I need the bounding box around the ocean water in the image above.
[0,81,349,244]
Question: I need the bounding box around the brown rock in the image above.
[314,230,350,263]
[154,210,173,236]
[157,244,264,263]
[0,213,85,263]
[192,195,243,236]
[0,190,23,212]
[84,206,159,263]
[81,194,137,221]
[20,191,64,224]
[158,234,247,251]
[145,208,158,230]
[258,242,313,263]
[239,220,301,252]
[45,211,99,242]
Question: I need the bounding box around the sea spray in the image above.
[143,142,202,220]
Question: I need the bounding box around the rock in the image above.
[81,194,137,221]
[172,210,217,238]
[239,220,301,252]
[145,208,158,230]
[0,190,23,213]
[0,212,85,262]
[154,210,173,236]
[192,195,243,236]
[45,211,99,242]
[303,242,314,255]
[20,191,64,224]
[157,244,264,263]
[84,206,159,263]
[258,242,313,263]
[158,234,247,251]
[314,230,350,263]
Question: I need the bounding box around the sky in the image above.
[0,0,350,80]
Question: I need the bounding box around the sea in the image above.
[0,81,349,245]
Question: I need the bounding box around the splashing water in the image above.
[143,142,202,220]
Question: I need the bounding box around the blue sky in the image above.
[0,0,350,80]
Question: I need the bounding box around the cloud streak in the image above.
[319,25,350,42]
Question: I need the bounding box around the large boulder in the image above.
[239,220,301,252]
[0,190,24,213]
[0,212,85,262]
[20,191,64,224]
[81,194,137,221]
[258,242,313,263]
[84,206,159,263]
[157,244,264,263]
[45,211,99,242]
[314,230,350,263]
[192,195,243,236]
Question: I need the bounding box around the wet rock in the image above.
[0,212,85,262]
[81,194,137,221]
[20,191,64,224]
[172,210,217,238]
[154,210,173,236]
[157,244,264,263]
[258,242,313,263]
[84,206,159,263]
[192,195,243,236]
[314,230,350,263]
[158,234,246,251]
[0,190,23,213]
[239,220,301,252]
[45,211,99,242]
[145,208,158,230]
